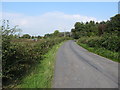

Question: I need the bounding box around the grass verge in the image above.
[16,42,64,88]
[77,43,119,63]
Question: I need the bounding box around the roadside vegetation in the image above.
[1,20,70,88]
[16,42,63,88]
[71,14,120,62]
[1,14,120,88]
[78,41,119,62]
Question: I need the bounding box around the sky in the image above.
[1,2,118,36]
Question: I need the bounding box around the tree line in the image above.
[74,14,120,62]
[71,14,120,39]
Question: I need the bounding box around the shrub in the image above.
[2,37,69,87]
[77,35,119,52]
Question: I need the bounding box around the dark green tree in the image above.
[53,30,60,37]
[22,34,31,39]
[106,14,120,36]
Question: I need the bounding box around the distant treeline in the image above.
[13,30,71,39]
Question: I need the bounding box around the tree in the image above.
[71,29,79,39]
[106,14,120,36]
[53,30,60,37]
[37,35,42,39]
[74,22,82,29]
[22,34,31,39]
[90,21,95,25]
[71,21,99,39]
[44,33,51,38]
[31,36,35,39]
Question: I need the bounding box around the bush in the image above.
[79,43,119,62]
[77,35,119,52]
[2,37,69,87]
[101,35,120,52]
[1,20,70,87]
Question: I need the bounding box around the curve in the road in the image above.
[53,40,118,88]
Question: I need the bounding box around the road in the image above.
[53,40,119,88]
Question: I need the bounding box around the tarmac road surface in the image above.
[53,40,118,88]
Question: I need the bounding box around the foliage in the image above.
[53,30,60,37]
[1,20,70,88]
[71,14,120,38]
[77,43,119,63]
[73,14,120,62]
[106,14,120,35]
[77,35,119,52]
[2,37,70,88]
[16,42,63,88]
[98,23,106,36]
[71,21,98,39]
[44,30,71,38]
[21,34,31,39]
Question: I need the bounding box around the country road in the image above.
[53,40,119,88]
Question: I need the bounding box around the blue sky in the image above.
[2,2,118,36]
[3,2,118,20]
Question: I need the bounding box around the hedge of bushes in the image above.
[77,35,120,52]
[77,35,119,62]
[2,37,69,87]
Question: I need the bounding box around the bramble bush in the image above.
[2,37,69,87]
[1,20,70,87]
[77,32,120,62]
[77,35,119,52]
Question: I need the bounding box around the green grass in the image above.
[77,43,119,63]
[16,42,64,88]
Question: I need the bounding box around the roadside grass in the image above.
[16,42,64,88]
[77,43,119,63]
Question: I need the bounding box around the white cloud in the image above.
[2,11,99,36]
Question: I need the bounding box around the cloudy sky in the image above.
[2,2,118,36]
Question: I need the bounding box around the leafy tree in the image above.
[53,30,60,37]
[22,34,31,39]
[31,36,35,39]
[44,33,52,38]
[71,21,98,38]
[106,14,120,36]
[74,22,82,30]
[37,35,42,39]
[71,28,79,39]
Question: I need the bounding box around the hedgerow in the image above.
[77,35,119,52]
[2,37,69,88]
